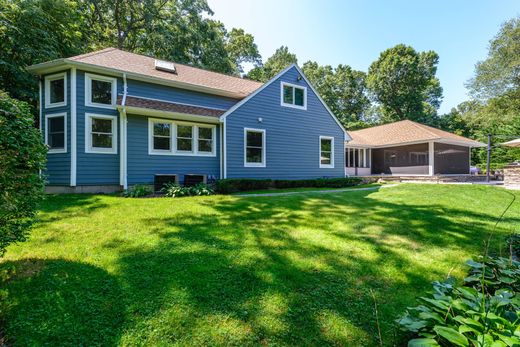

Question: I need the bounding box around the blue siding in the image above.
[127,79,238,110]
[42,70,71,185]
[76,70,121,185]
[126,114,220,185]
[225,66,346,179]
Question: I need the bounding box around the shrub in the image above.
[161,183,214,197]
[398,255,520,347]
[216,177,362,194]
[124,185,152,198]
[0,91,47,256]
[216,179,272,194]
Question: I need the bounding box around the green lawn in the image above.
[1,184,519,346]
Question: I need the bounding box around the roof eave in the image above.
[27,59,252,99]
[117,105,221,124]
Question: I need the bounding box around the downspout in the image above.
[120,73,128,190]
[223,117,227,179]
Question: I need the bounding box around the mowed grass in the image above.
[1,184,519,346]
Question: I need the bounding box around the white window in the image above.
[281,82,307,110]
[85,73,117,108]
[150,120,172,154]
[85,114,117,154]
[45,113,67,153]
[148,118,216,156]
[244,128,266,167]
[319,136,334,168]
[45,72,67,108]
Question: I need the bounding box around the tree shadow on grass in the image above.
[0,258,125,346]
[112,188,519,345]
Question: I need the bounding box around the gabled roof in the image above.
[28,48,263,99]
[117,96,225,118]
[219,64,350,140]
[347,120,486,147]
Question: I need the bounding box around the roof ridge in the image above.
[68,47,117,61]
[103,48,263,86]
[349,119,408,134]
[406,120,441,139]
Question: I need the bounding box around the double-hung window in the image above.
[148,119,215,156]
[45,113,67,153]
[86,114,117,154]
[281,82,306,109]
[152,121,172,152]
[319,136,334,168]
[85,73,117,108]
[197,126,214,154]
[45,72,67,108]
[244,128,266,167]
[176,124,193,152]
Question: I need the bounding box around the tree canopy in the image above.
[366,44,443,124]
[0,0,261,105]
[467,17,520,100]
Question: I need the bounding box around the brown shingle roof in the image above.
[347,120,485,147]
[32,48,263,98]
[118,96,225,118]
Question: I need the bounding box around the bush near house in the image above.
[216,177,362,194]
[0,90,46,256]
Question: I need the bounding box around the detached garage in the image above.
[345,120,486,176]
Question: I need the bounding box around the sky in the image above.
[207,0,520,114]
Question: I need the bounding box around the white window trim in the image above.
[45,112,67,154]
[244,128,266,168]
[44,72,67,109]
[85,73,117,109]
[147,118,216,157]
[85,113,118,154]
[319,136,334,168]
[280,81,307,110]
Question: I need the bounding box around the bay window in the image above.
[45,73,66,108]
[45,113,67,153]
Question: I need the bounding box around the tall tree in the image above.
[0,0,88,104]
[366,44,443,124]
[247,46,297,82]
[302,61,370,129]
[467,16,520,100]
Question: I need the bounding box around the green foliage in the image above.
[124,185,152,198]
[216,177,362,194]
[367,44,443,124]
[302,62,372,129]
[467,16,520,100]
[0,0,88,103]
[0,90,47,256]
[247,46,298,82]
[464,257,520,293]
[0,0,261,105]
[161,182,214,197]
[398,256,520,347]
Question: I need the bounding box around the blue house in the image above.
[28,48,349,193]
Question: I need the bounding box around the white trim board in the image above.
[70,68,77,186]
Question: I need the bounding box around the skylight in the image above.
[154,60,176,74]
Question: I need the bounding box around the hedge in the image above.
[216,177,363,194]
